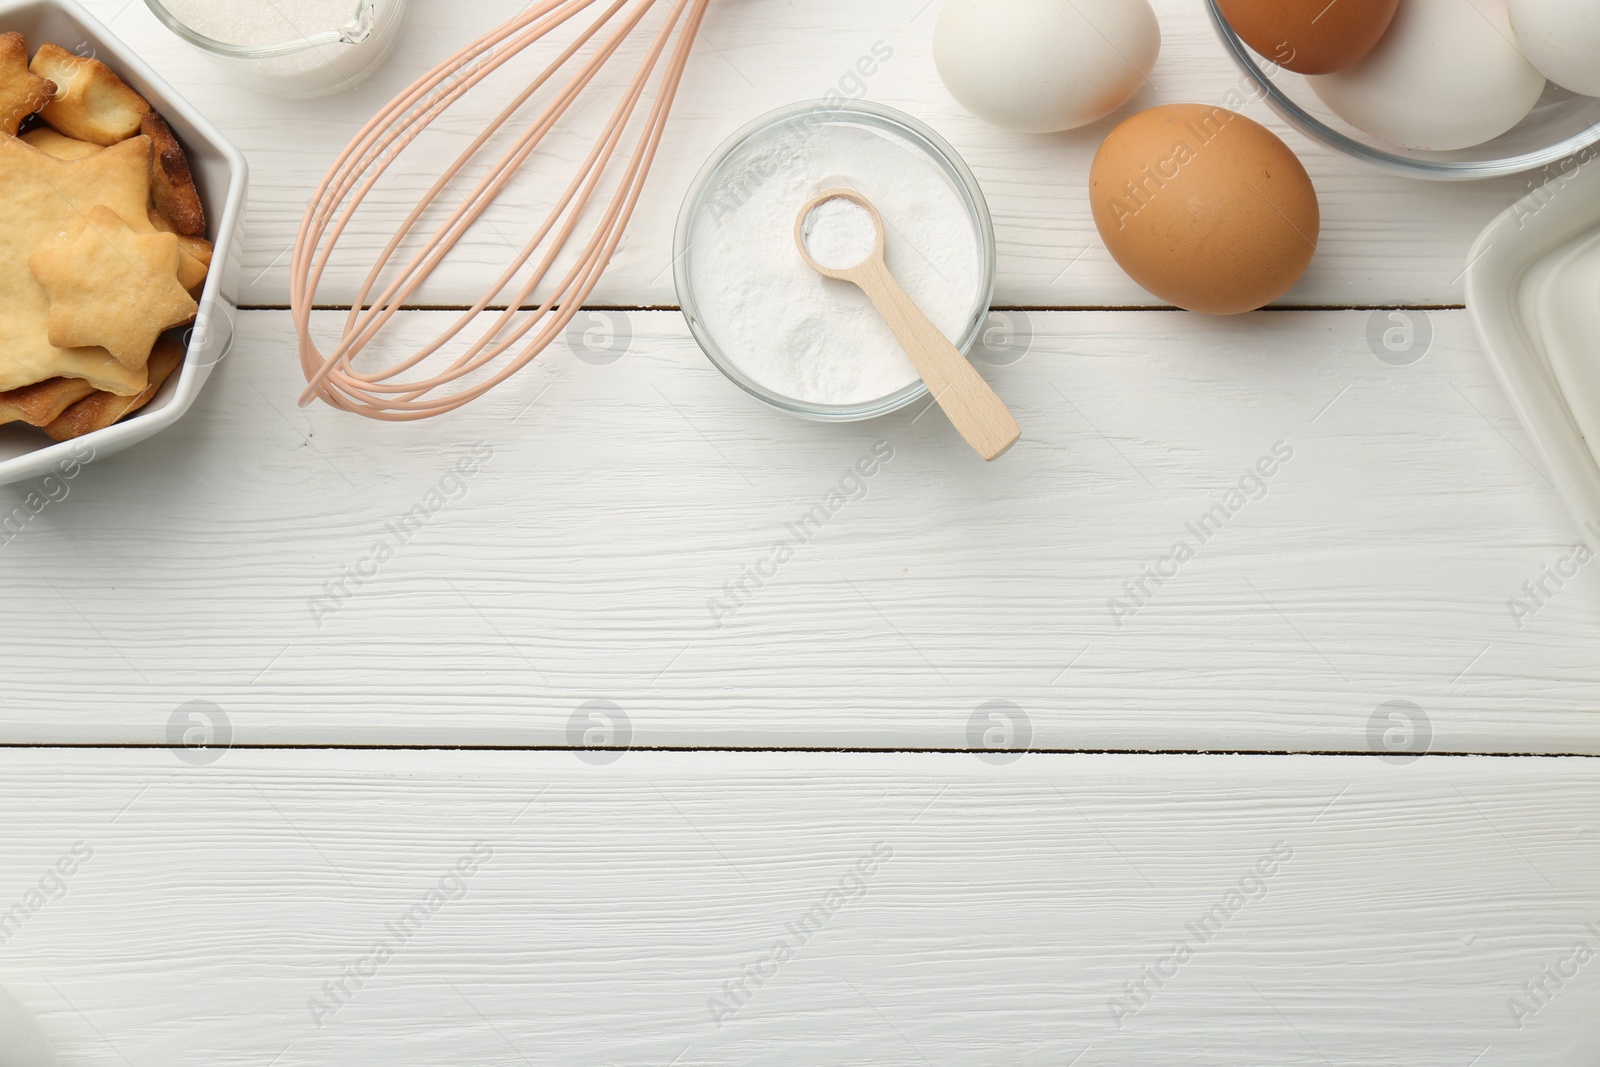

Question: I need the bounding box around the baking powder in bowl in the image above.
[684,117,986,408]
[803,197,877,270]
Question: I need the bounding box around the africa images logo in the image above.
[307,842,494,1027]
[706,841,893,1027]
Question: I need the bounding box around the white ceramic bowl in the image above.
[1465,156,1600,535]
[0,983,58,1067]
[0,0,247,488]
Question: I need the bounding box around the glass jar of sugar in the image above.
[675,101,997,422]
[143,0,408,98]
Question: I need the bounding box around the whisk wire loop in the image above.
[290,0,711,419]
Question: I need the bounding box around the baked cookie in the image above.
[0,376,96,427]
[19,125,101,160]
[44,331,184,441]
[30,42,150,145]
[147,206,213,293]
[142,112,205,236]
[0,31,54,136]
[29,204,197,369]
[0,134,158,395]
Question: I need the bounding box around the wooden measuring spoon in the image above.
[795,189,1020,461]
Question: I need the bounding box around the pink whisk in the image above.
[289,0,711,419]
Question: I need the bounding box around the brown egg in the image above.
[1089,104,1320,316]
[1217,0,1400,75]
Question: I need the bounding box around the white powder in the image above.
[157,0,404,92]
[160,0,363,46]
[803,197,877,271]
[686,118,985,408]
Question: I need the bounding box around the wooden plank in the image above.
[81,0,1537,309]
[1,309,1594,752]
[0,749,1594,1066]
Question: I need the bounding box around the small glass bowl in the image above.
[1204,0,1600,180]
[674,100,997,422]
[143,0,407,98]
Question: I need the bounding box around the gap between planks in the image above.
[0,744,1592,758]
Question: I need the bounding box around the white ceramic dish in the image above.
[0,983,58,1067]
[0,0,247,488]
[1465,156,1600,536]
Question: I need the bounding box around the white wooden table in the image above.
[3,1,1598,1064]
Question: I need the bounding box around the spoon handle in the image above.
[855,260,1020,461]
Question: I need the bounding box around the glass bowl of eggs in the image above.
[1205,0,1600,180]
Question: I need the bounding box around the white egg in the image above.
[1309,0,1546,151]
[1509,0,1600,97]
[933,0,1160,134]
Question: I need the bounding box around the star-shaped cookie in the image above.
[0,375,96,427]
[44,330,186,441]
[0,31,54,136]
[30,204,197,368]
[0,133,158,395]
